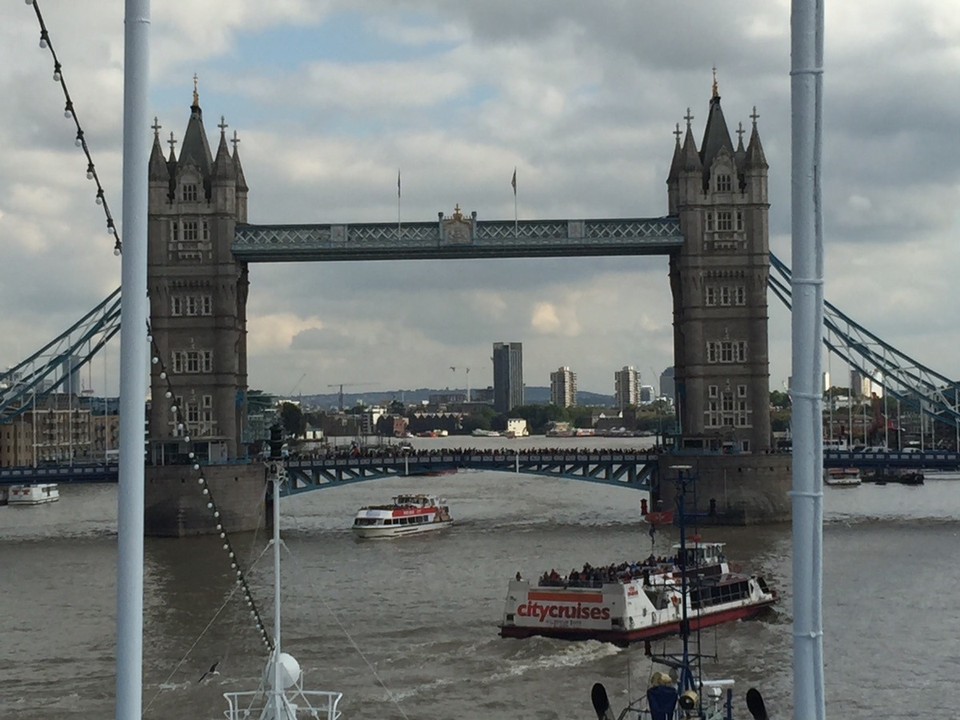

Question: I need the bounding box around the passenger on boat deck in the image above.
[515,571,522,581]
[536,556,677,588]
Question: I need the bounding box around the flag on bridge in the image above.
[511,167,517,195]
[397,169,401,198]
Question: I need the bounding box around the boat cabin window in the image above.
[677,544,725,568]
[690,579,751,610]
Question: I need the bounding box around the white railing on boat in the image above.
[223,689,343,719]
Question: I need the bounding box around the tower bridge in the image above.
[0,82,806,534]
[6,80,960,533]
[131,83,788,535]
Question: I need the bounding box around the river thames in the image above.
[2,436,958,719]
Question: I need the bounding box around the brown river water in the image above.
[2,437,958,719]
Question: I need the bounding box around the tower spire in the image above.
[712,66,719,98]
[192,73,199,107]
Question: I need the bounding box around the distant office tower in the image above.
[493,342,523,413]
[850,369,884,398]
[640,385,654,404]
[614,366,640,409]
[550,367,577,408]
[659,367,675,401]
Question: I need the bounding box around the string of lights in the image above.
[27,0,122,255]
[27,0,272,650]
[148,332,274,652]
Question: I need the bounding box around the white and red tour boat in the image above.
[499,540,776,645]
[351,493,453,539]
[6,483,60,506]
[824,467,862,487]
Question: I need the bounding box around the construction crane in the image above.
[327,382,374,412]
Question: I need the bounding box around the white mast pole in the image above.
[272,465,284,717]
[116,0,151,718]
[790,1,826,719]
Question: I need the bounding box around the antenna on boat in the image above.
[222,422,343,720]
[264,422,301,718]
[670,465,696,695]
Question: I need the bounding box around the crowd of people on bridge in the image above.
[290,443,661,461]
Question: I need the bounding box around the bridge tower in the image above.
[144,88,263,537]
[146,87,250,463]
[657,83,790,524]
[667,83,771,454]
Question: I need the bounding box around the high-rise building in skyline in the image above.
[550,366,577,408]
[659,366,675,401]
[640,385,655,404]
[493,342,523,413]
[614,366,640,409]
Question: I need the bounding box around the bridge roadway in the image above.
[2,450,958,491]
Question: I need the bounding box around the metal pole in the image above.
[116,1,150,718]
[847,365,852,448]
[790,0,826,718]
[272,466,283,716]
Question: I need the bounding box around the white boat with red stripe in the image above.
[499,540,776,645]
[352,493,453,539]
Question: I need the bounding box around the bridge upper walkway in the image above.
[2,449,958,493]
[232,216,684,262]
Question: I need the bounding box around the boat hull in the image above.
[499,597,776,645]
[824,468,861,487]
[352,519,454,539]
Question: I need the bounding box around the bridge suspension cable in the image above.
[0,287,121,422]
[769,252,960,427]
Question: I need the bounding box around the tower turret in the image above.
[147,83,250,463]
[668,81,772,453]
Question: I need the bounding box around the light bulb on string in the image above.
[53,64,61,82]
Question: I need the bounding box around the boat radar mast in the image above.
[222,424,343,720]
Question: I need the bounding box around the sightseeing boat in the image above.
[352,493,453,538]
[823,467,862,487]
[500,540,776,645]
[588,467,771,720]
[7,483,60,506]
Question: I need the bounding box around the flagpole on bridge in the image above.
[511,167,518,238]
[397,168,401,242]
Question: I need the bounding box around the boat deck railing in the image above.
[222,689,343,719]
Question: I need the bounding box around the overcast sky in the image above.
[2,1,958,400]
